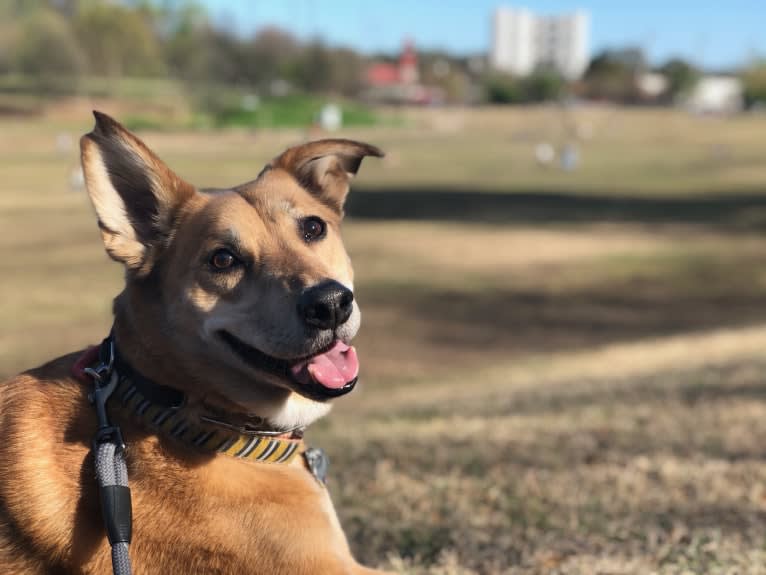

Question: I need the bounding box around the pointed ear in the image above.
[270,139,383,214]
[80,111,195,275]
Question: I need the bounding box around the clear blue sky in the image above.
[202,0,764,70]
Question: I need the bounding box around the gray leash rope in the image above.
[86,342,133,575]
[95,437,132,575]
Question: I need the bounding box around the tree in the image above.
[73,2,166,77]
[485,73,524,104]
[325,47,365,97]
[16,8,87,79]
[417,52,476,104]
[240,27,299,88]
[743,60,766,107]
[0,1,385,102]
[162,4,237,84]
[583,48,646,103]
[659,58,699,101]
[290,40,333,93]
[484,67,565,105]
[524,66,565,102]
[0,18,20,74]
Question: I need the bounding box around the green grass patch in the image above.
[211,94,377,129]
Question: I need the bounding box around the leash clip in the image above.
[84,339,125,452]
[84,338,115,385]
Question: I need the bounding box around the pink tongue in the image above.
[290,341,359,390]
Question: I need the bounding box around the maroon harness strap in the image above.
[72,345,100,383]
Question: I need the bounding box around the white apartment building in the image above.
[491,7,589,80]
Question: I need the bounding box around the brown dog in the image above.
[0,112,389,574]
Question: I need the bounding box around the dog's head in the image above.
[80,112,382,430]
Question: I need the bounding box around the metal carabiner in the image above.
[84,340,124,451]
[84,338,115,385]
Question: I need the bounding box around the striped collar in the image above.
[112,376,304,465]
[74,344,304,466]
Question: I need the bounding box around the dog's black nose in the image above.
[298,281,354,330]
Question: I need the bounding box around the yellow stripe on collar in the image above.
[110,376,303,465]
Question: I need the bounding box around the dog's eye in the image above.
[300,216,326,243]
[210,249,238,270]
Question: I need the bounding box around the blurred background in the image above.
[2,1,766,573]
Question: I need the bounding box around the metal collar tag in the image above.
[303,447,330,485]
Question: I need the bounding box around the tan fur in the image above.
[0,113,387,574]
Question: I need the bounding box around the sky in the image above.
[201,0,764,71]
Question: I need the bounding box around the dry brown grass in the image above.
[320,333,766,574]
[2,108,766,573]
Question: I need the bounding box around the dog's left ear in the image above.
[271,139,384,214]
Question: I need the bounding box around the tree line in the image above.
[0,0,367,96]
[1,0,765,107]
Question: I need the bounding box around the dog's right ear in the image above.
[80,111,195,275]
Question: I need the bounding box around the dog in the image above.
[0,112,389,574]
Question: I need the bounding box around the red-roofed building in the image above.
[365,40,441,105]
[367,63,400,87]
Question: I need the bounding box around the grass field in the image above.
[2,105,766,573]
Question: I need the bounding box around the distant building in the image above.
[365,41,442,105]
[636,72,669,100]
[491,6,589,80]
[367,41,419,88]
[684,76,744,114]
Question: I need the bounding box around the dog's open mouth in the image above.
[219,331,359,400]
